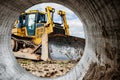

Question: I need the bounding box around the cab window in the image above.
[37,13,47,23]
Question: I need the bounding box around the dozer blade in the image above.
[12,33,85,61]
[13,48,41,60]
[48,34,85,61]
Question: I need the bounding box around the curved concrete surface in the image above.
[0,0,120,80]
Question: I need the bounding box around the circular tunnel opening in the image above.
[0,0,119,80]
[11,2,86,78]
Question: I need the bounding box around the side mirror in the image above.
[52,8,55,13]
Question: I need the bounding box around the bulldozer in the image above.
[11,6,69,61]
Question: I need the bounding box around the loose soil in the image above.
[17,59,79,78]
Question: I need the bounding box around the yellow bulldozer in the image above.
[11,6,69,61]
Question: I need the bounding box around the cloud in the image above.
[27,3,85,38]
[68,19,85,38]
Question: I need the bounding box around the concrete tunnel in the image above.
[0,0,120,80]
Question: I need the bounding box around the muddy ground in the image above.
[17,59,79,78]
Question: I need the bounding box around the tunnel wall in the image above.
[0,0,120,80]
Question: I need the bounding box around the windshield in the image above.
[28,14,36,30]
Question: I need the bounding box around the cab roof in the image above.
[21,10,46,15]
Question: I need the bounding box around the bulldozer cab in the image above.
[18,11,47,36]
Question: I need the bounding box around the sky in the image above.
[27,3,85,38]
